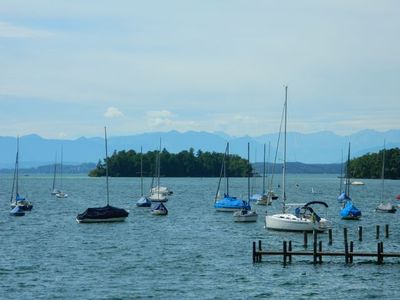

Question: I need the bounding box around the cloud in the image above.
[104,107,124,118]
[146,110,174,127]
[0,21,53,38]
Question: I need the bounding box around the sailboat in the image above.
[151,202,168,215]
[233,143,258,222]
[56,146,68,198]
[339,143,362,220]
[51,152,61,195]
[214,142,251,212]
[149,140,170,202]
[136,147,151,207]
[10,136,33,211]
[375,142,396,213]
[265,86,331,232]
[76,127,129,223]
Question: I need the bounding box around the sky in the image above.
[0,1,399,139]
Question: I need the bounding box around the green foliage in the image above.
[89,148,252,177]
[348,147,400,179]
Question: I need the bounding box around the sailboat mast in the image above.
[248,142,250,201]
[381,140,386,202]
[104,127,110,206]
[140,146,144,197]
[339,149,343,194]
[16,136,19,197]
[158,138,161,189]
[226,142,230,196]
[346,142,351,197]
[282,86,288,213]
[215,143,228,202]
[52,152,58,190]
[262,143,266,194]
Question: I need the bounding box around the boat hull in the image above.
[233,211,258,222]
[76,217,127,223]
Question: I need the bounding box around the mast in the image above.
[52,152,58,191]
[282,85,288,213]
[158,138,161,190]
[140,146,144,197]
[381,140,386,203]
[248,142,250,201]
[16,136,20,197]
[339,149,343,194]
[215,142,228,202]
[346,142,351,197]
[262,143,266,194]
[104,127,110,206]
[226,142,230,196]
[10,137,18,203]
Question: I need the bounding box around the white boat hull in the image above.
[215,207,242,212]
[233,211,258,222]
[265,213,331,232]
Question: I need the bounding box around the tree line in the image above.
[89,148,252,177]
[348,147,400,179]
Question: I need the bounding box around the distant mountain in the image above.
[0,129,399,168]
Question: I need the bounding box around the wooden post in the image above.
[328,228,332,245]
[380,242,384,264]
[385,224,389,238]
[318,241,323,264]
[344,241,349,264]
[258,240,262,262]
[350,241,354,263]
[376,225,380,239]
[252,241,256,263]
[283,241,287,266]
[303,231,308,248]
[358,226,363,242]
[288,241,292,263]
[313,230,317,265]
[377,242,381,264]
[343,227,348,244]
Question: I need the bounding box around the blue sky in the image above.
[0,1,399,139]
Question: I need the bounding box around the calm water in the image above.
[1,174,400,299]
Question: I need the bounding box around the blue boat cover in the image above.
[214,195,251,210]
[76,205,129,221]
[16,193,26,201]
[153,202,168,213]
[337,192,351,202]
[136,196,151,207]
[340,201,362,218]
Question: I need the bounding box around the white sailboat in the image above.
[265,86,331,232]
[51,152,61,195]
[149,139,169,202]
[375,141,396,213]
[56,146,68,198]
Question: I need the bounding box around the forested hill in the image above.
[89,148,251,177]
[348,147,400,179]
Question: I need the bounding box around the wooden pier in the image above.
[253,225,400,265]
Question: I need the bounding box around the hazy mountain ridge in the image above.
[0,129,399,168]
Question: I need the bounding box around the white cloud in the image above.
[104,107,124,118]
[0,21,53,38]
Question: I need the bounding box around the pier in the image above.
[253,225,400,265]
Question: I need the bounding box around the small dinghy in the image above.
[151,202,168,216]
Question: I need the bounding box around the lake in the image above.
[1,174,400,299]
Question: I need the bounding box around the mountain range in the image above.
[1,129,399,168]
